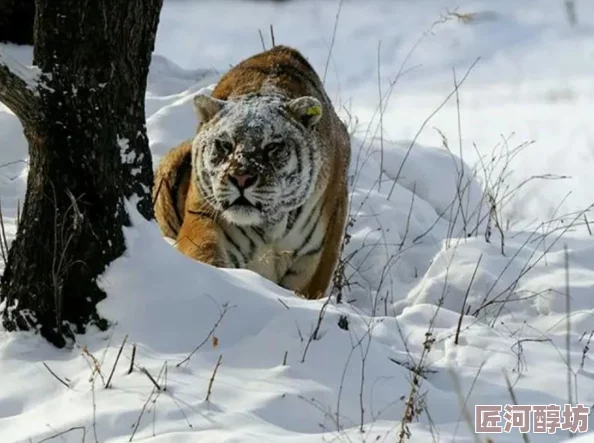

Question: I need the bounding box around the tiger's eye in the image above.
[266,141,285,155]
[214,139,233,155]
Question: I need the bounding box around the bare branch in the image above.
[42,362,70,389]
[176,300,231,367]
[128,343,137,375]
[0,51,41,126]
[35,426,86,443]
[205,355,223,402]
[140,366,163,391]
[105,334,128,389]
[301,296,332,363]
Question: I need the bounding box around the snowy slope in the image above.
[1,0,594,442]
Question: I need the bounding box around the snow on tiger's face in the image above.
[192,93,324,227]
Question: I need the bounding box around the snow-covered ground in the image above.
[1,0,594,442]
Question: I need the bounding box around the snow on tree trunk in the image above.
[0,0,163,347]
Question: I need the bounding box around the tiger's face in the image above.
[192,93,324,227]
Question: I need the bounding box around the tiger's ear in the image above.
[288,96,323,129]
[193,94,226,124]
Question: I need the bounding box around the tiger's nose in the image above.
[228,172,257,190]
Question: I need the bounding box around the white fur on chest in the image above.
[221,192,326,285]
[246,220,312,282]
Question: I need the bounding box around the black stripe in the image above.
[252,227,266,242]
[300,232,326,257]
[222,229,245,261]
[237,226,255,248]
[278,107,299,127]
[237,226,257,261]
[283,268,299,278]
[173,153,192,193]
[306,140,314,196]
[187,209,212,219]
[303,201,321,229]
[165,217,178,236]
[170,153,192,225]
[200,168,211,195]
[280,145,303,208]
[293,142,303,179]
[294,204,324,257]
[281,235,326,281]
[278,120,312,210]
[227,251,241,268]
[164,179,183,227]
[277,109,310,208]
[285,206,303,234]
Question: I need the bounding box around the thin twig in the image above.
[129,385,157,442]
[448,364,484,443]
[129,364,167,442]
[0,198,9,265]
[579,330,594,371]
[42,362,70,389]
[398,183,416,251]
[177,301,230,367]
[0,159,28,169]
[583,214,592,235]
[106,334,128,389]
[35,427,86,443]
[503,370,531,443]
[205,355,223,402]
[388,357,438,378]
[301,296,332,363]
[81,346,107,386]
[377,40,384,191]
[128,343,136,375]
[387,57,481,200]
[140,366,162,391]
[322,0,345,84]
[258,29,267,51]
[269,24,276,47]
[91,378,99,443]
[163,362,168,392]
[565,245,573,410]
[455,254,482,345]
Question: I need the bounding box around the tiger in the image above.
[152,45,351,300]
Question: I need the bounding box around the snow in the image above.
[1,0,594,442]
[118,136,133,162]
[0,50,41,93]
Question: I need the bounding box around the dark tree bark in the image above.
[0,0,163,347]
[0,0,35,45]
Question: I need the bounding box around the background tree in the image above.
[0,0,35,45]
[0,0,163,347]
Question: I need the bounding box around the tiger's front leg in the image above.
[176,210,227,268]
[282,189,348,300]
[279,250,324,300]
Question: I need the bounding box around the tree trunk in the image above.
[0,0,35,45]
[0,0,163,347]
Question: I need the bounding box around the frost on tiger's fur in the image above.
[153,45,351,300]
